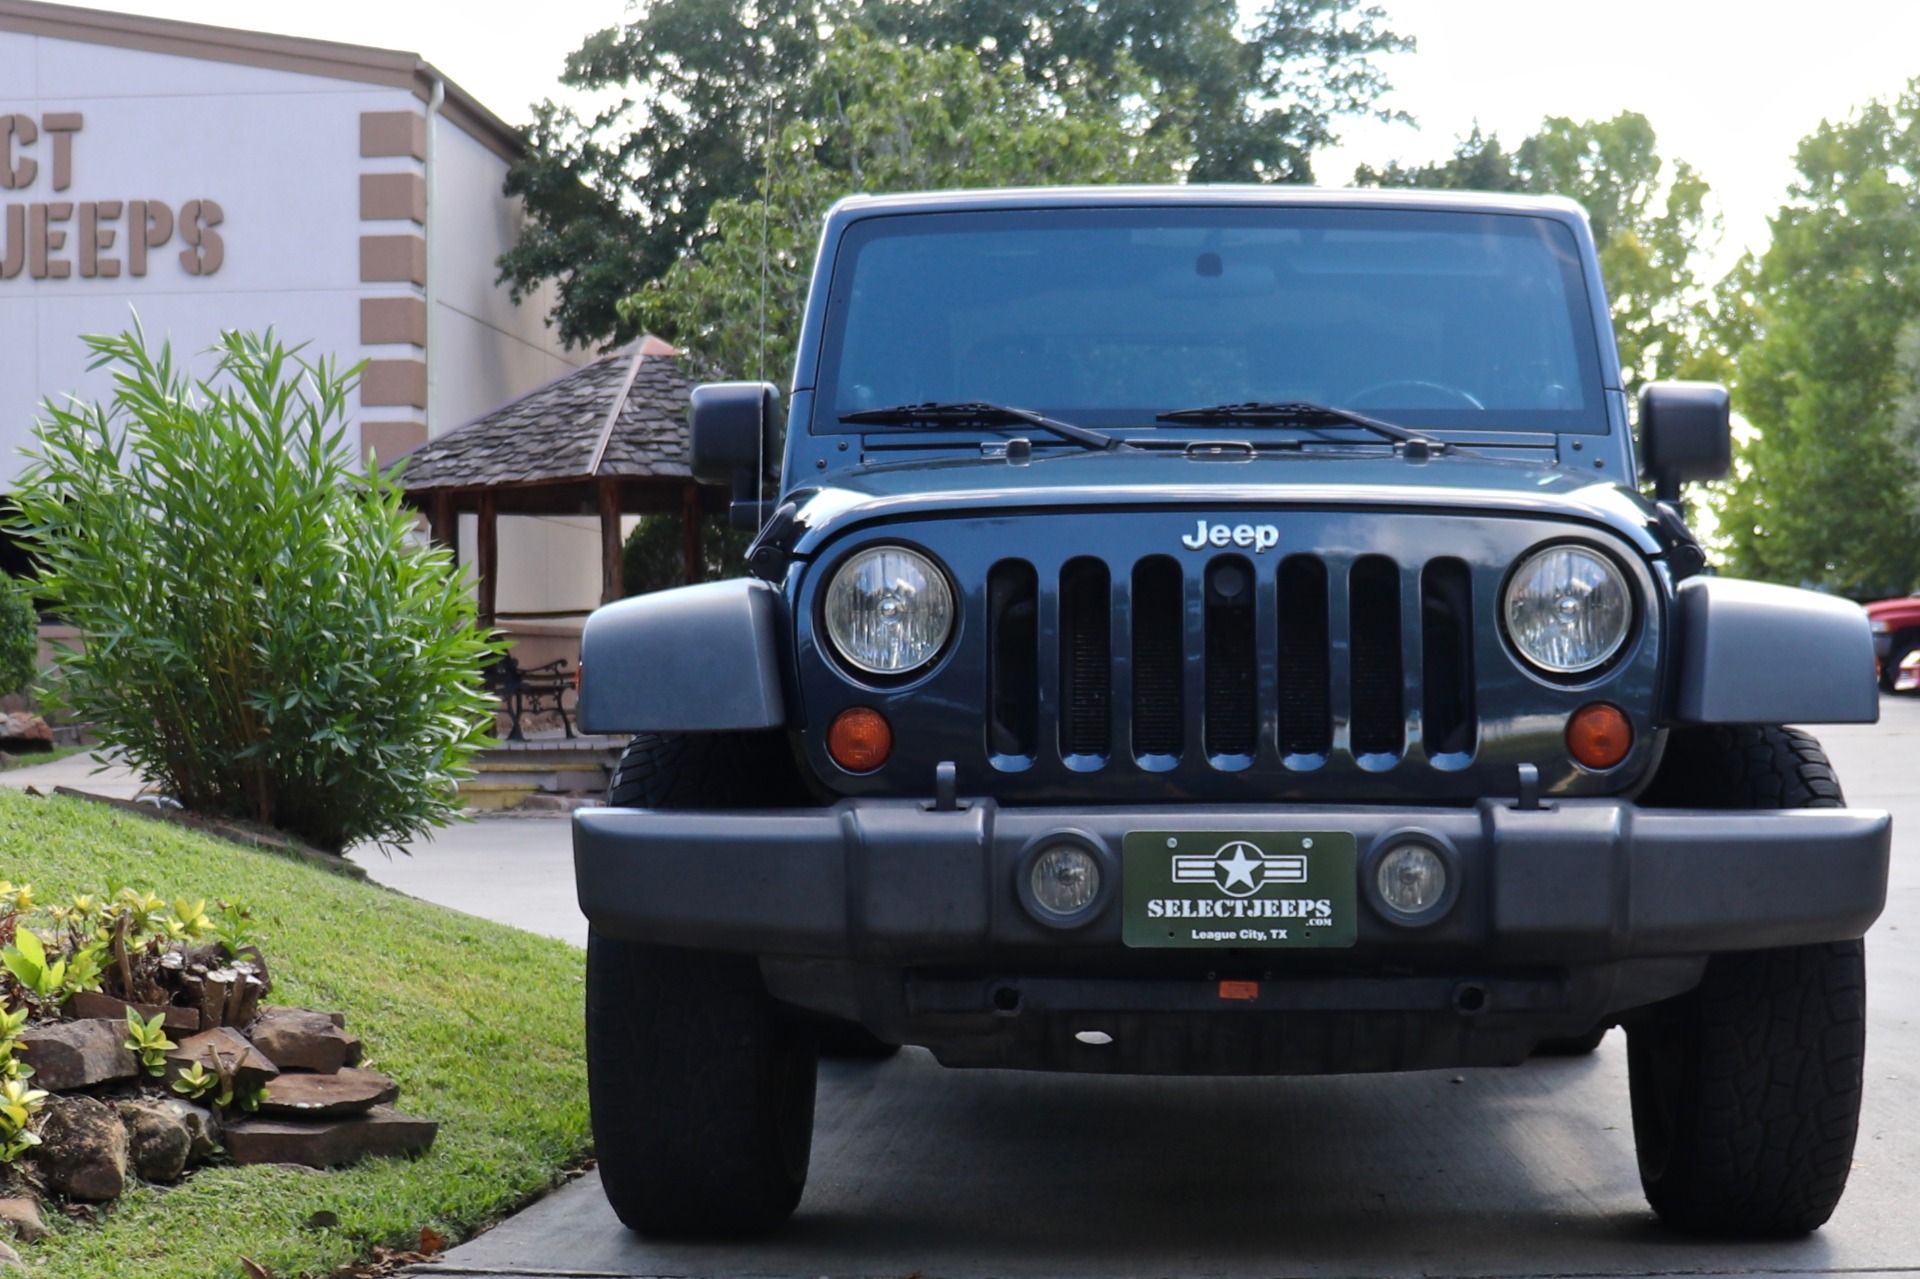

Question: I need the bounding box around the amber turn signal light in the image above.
[828,706,893,772]
[1566,703,1632,770]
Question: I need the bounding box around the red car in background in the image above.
[1867,596,1920,691]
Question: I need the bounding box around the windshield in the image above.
[815,205,1610,435]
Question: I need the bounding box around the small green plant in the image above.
[2,927,67,1000]
[212,899,259,959]
[0,1006,29,1083]
[0,881,31,914]
[124,1007,176,1075]
[170,1062,217,1102]
[9,324,501,852]
[0,1077,46,1164]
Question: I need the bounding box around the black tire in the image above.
[814,1019,903,1060]
[1534,1025,1608,1057]
[588,933,818,1235]
[1880,637,1917,693]
[607,731,808,809]
[1626,725,1866,1235]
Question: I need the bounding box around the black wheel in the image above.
[1534,1025,1608,1057]
[814,1019,902,1060]
[607,731,809,808]
[588,933,818,1235]
[1879,636,1917,693]
[1626,725,1866,1235]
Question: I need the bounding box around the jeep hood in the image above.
[772,448,1668,560]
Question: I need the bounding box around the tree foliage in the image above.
[1354,113,1716,387]
[621,513,757,597]
[1713,86,1920,595]
[622,31,1181,380]
[499,0,1411,348]
[0,577,35,701]
[9,327,501,852]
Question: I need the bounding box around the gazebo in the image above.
[398,336,720,639]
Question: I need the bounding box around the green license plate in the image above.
[1121,830,1357,948]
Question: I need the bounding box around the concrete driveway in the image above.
[414,700,1920,1279]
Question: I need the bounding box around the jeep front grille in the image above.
[986,551,1478,772]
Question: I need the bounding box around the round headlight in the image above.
[1503,545,1632,674]
[824,546,954,675]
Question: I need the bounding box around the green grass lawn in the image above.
[0,788,590,1278]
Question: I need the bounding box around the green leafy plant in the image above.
[124,1007,176,1075]
[0,881,31,914]
[170,1061,217,1102]
[0,572,36,702]
[212,899,258,959]
[0,1006,29,1083]
[2,927,67,1000]
[0,1077,46,1163]
[9,324,501,852]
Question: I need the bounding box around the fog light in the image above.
[1566,702,1632,770]
[1030,844,1101,918]
[1376,843,1447,918]
[827,706,892,772]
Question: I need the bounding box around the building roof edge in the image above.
[0,0,524,161]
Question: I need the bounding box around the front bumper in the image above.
[574,797,1889,965]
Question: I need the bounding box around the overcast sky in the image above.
[73,0,1920,279]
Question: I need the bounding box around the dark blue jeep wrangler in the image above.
[573,187,1890,1239]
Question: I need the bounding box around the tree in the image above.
[499,0,1411,348]
[1354,113,1716,387]
[9,326,500,852]
[1714,87,1920,595]
[859,0,1410,183]
[623,31,1180,380]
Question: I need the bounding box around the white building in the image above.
[0,0,613,622]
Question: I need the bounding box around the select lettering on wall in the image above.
[1,113,225,280]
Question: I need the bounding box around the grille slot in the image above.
[1130,556,1185,758]
[1204,556,1257,757]
[1060,557,1112,757]
[1278,555,1332,757]
[1421,558,1476,758]
[1348,555,1404,758]
[986,559,1038,758]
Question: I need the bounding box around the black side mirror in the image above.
[1639,381,1731,502]
[690,382,783,528]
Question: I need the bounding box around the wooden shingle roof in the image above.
[399,337,705,492]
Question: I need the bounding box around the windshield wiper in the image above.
[1156,401,1451,455]
[841,401,1128,452]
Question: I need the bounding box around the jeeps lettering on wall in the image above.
[1180,519,1279,552]
[0,112,226,281]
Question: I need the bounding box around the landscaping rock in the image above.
[248,1008,359,1074]
[0,711,52,750]
[65,990,200,1035]
[0,1199,45,1243]
[222,1106,437,1168]
[258,1067,397,1118]
[32,1096,127,1202]
[165,1026,279,1090]
[118,1101,192,1182]
[16,1018,138,1091]
[152,1097,221,1162]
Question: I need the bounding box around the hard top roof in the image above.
[828,184,1590,223]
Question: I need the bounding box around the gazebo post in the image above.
[429,489,455,563]
[477,489,498,631]
[598,478,623,605]
[681,483,703,585]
